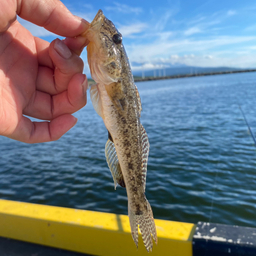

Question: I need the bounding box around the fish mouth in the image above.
[91,9,105,26]
[85,9,121,85]
[82,10,104,39]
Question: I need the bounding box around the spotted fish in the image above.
[83,10,157,251]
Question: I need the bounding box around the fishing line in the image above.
[208,104,256,222]
[204,79,255,254]
[203,107,220,254]
[202,160,220,255]
[239,105,256,147]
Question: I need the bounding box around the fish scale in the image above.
[83,9,157,252]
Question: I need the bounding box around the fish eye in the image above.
[112,33,122,44]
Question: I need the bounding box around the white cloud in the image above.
[131,53,256,71]
[154,9,177,31]
[125,35,256,69]
[184,27,202,36]
[82,4,94,10]
[118,23,147,37]
[184,9,238,36]
[157,31,174,41]
[227,10,236,16]
[189,16,206,25]
[105,2,142,14]
[18,1,255,74]
[170,55,179,59]
[204,55,213,59]
[245,24,256,31]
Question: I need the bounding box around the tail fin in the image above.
[128,200,157,252]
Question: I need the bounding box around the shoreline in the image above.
[87,69,256,86]
[134,69,256,83]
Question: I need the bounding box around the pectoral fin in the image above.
[90,83,103,118]
[141,124,150,192]
[105,132,125,189]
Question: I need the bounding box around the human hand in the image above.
[0,0,90,143]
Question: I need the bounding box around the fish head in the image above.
[84,10,123,85]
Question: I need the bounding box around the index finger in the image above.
[17,0,89,37]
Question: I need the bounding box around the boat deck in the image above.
[0,237,90,256]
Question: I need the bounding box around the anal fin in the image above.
[105,133,125,189]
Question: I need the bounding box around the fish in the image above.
[83,10,157,251]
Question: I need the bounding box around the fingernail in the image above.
[73,116,78,125]
[81,18,90,29]
[74,15,90,29]
[54,38,72,59]
[81,74,88,96]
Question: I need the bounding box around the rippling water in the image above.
[0,72,256,227]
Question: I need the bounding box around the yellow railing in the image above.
[0,199,195,256]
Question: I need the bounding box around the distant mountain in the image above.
[132,66,242,78]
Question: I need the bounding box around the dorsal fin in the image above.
[135,85,142,116]
[105,134,125,189]
[140,124,149,191]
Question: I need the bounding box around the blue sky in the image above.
[18,0,256,74]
